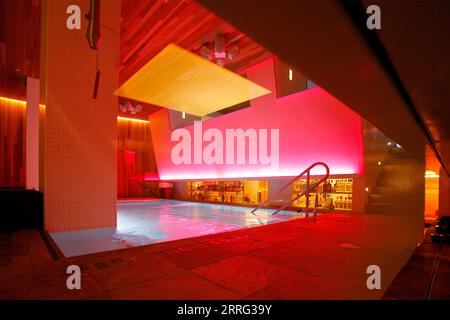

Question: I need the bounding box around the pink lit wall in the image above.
[150,58,364,180]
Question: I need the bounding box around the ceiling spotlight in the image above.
[216,58,225,67]
[227,45,240,60]
[199,34,240,67]
[119,100,143,115]
[425,170,439,179]
[200,45,213,60]
[119,103,127,113]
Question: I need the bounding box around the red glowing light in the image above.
[144,172,160,181]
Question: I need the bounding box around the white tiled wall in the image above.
[42,0,120,231]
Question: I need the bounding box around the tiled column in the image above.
[26,77,40,190]
[41,0,120,232]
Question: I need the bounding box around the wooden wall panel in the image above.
[117,118,158,198]
[0,102,159,196]
[120,0,272,83]
[0,99,26,187]
[118,0,272,122]
[0,0,40,100]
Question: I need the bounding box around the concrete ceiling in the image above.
[370,0,450,168]
[198,0,449,173]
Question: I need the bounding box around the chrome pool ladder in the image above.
[251,162,330,215]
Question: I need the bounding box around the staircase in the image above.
[366,149,420,215]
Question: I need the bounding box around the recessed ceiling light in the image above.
[425,170,439,178]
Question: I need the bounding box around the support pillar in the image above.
[26,77,40,190]
[41,0,120,231]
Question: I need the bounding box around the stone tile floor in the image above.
[0,213,446,300]
[383,235,450,300]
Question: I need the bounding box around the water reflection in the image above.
[51,200,304,257]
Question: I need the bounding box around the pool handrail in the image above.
[250,162,330,215]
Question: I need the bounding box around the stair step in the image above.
[380,164,404,172]
[374,186,408,195]
[375,179,410,189]
[369,193,410,204]
[365,203,411,215]
[378,171,409,179]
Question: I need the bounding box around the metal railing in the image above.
[128,178,160,198]
[251,162,330,215]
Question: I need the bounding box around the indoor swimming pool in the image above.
[50,200,304,257]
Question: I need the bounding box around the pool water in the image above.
[50,200,305,257]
